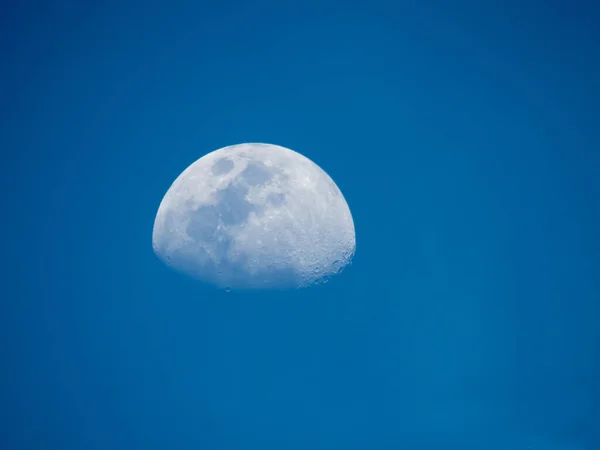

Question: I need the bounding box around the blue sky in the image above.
[2,1,599,449]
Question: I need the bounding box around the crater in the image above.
[186,182,259,247]
[267,192,285,206]
[186,205,220,242]
[240,161,273,186]
[185,185,256,263]
[212,158,234,175]
[216,183,254,225]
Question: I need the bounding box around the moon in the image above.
[152,143,356,290]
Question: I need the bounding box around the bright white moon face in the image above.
[152,143,356,290]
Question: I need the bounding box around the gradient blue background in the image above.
[2,1,599,449]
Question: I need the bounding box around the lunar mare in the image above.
[152,143,355,289]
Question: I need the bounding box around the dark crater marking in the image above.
[240,161,273,186]
[212,158,234,175]
[267,192,285,206]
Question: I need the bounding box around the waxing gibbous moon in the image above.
[152,143,355,290]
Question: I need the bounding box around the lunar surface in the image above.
[152,143,355,289]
